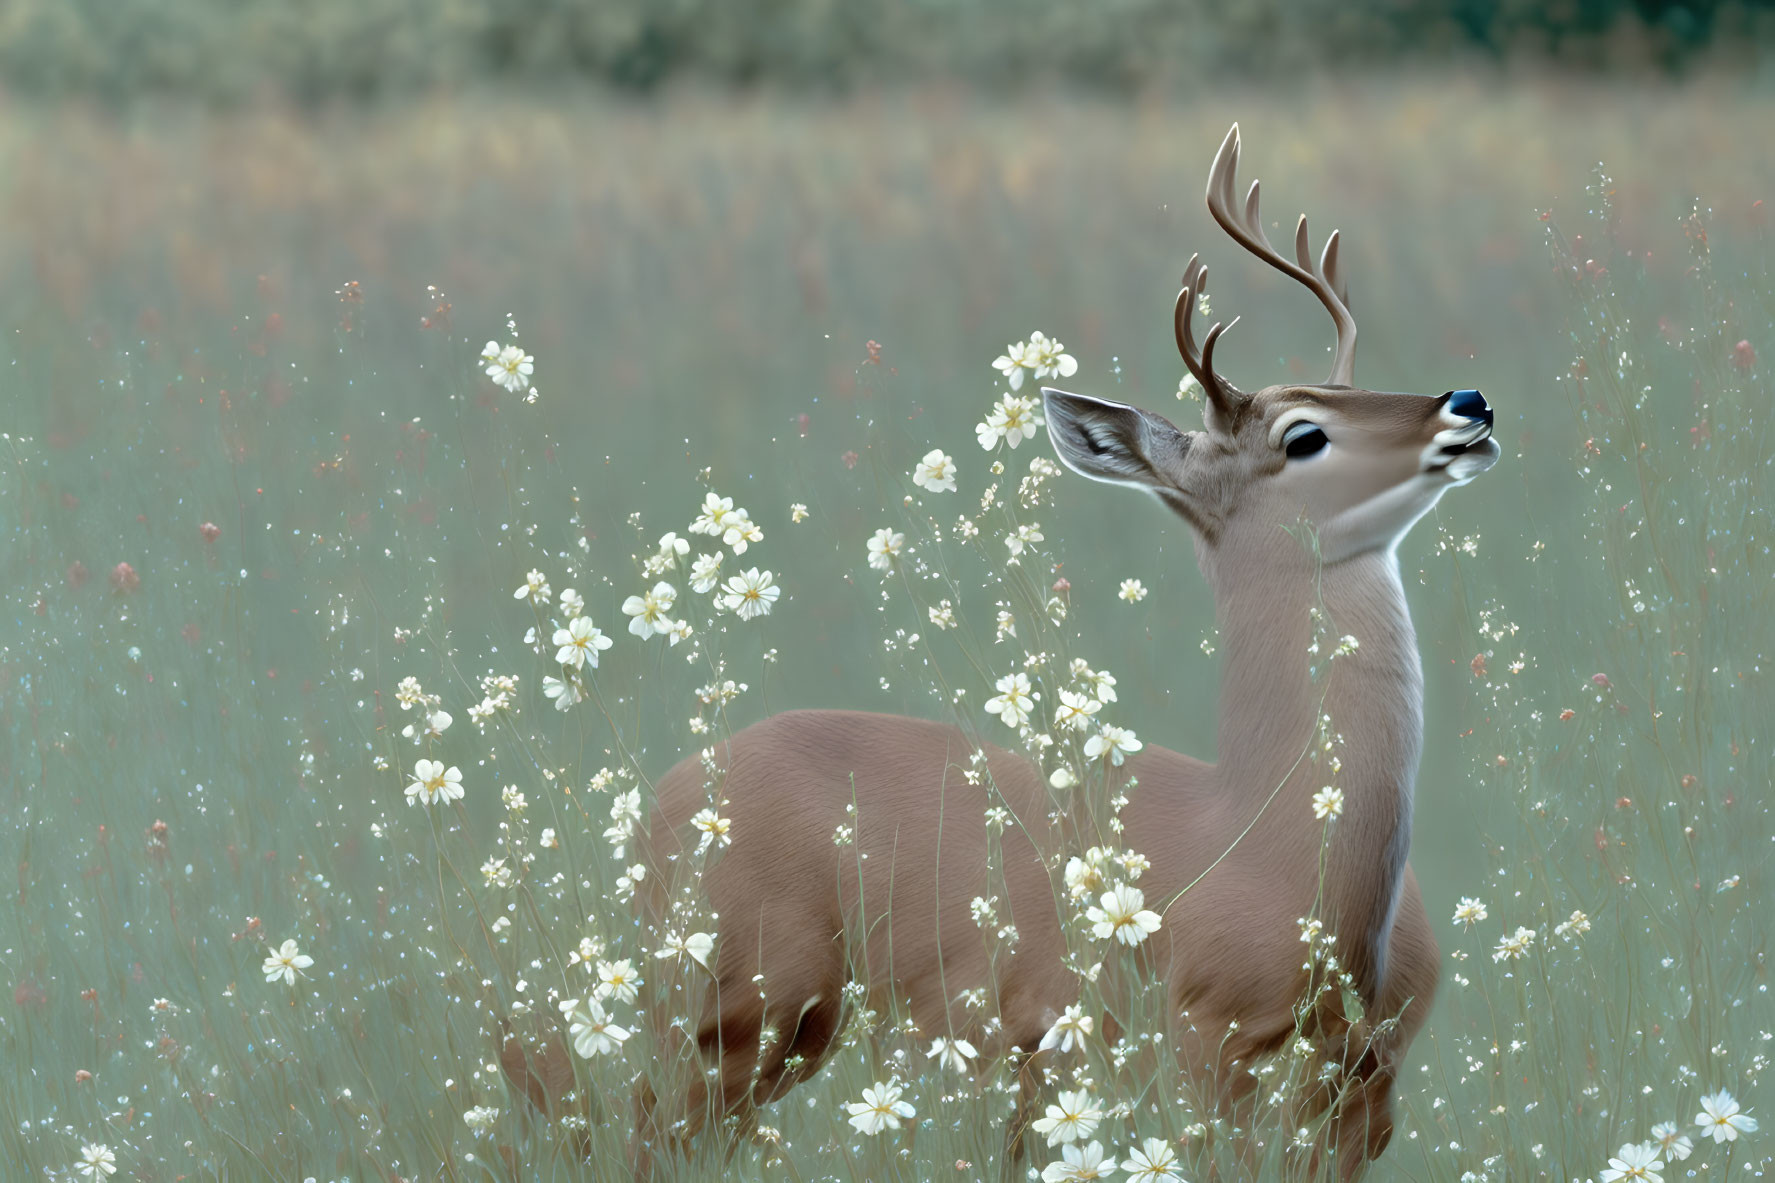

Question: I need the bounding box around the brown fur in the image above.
[629,123,1496,1179]
[633,547,1443,1177]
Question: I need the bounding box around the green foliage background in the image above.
[1,0,1772,102]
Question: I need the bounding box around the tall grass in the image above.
[2,85,1769,1181]
[1383,170,1773,1181]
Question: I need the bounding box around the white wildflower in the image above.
[689,492,735,537]
[513,569,551,603]
[1452,897,1488,928]
[1311,785,1345,820]
[654,532,690,569]
[1650,1121,1693,1162]
[1600,1141,1663,1182]
[656,931,716,969]
[553,616,614,670]
[1053,689,1101,732]
[977,394,1046,450]
[261,938,313,986]
[482,341,534,393]
[1083,724,1141,766]
[866,528,906,570]
[75,1144,117,1180]
[1554,909,1592,939]
[1696,1090,1758,1143]
[622,582,677,638]
[719,568,780,620]
[1025,331,1078,381]
[689,552,724,594]
[913,448,958,493]
[1032,1088,1103,1146]
[405,758,465,807]
[1071,660,1118,703]
[1491,926,1537,962]
[722,509,763,554]
[542,674,585,712]
[1041,1140,1111,1182]
[1121,1137,1183,1181]
[1038,1004,1095,1053]
[691,807,732,852]
[1087,884,1161,946]
[926,1036,978,1074]
[992,338,1032,390]
[846,1079,916,1135]
[984,672,1037,729]
[559,996,630,1058]
[1006,521,1045,557]
[594,960,642,1005]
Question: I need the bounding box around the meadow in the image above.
[2,77,1771,1180]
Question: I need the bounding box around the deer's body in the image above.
[633,125,1496,1178]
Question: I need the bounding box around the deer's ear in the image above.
[1042,388,1195,491]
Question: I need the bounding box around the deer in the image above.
[631,123,1499,1180]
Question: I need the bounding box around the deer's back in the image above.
[642,710,1248,1043]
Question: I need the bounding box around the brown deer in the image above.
[634,123,1499,1179]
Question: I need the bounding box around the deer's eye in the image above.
[1282,422,1329,459]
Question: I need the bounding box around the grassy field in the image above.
[3,77,1771,1180]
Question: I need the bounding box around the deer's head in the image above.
[1044,125,1498,575]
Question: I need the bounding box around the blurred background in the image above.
[4,2,1772,1179]
[2,0,1773,98]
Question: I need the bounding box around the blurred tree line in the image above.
[0,0,1769,103]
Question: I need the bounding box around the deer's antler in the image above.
[1174,254,1245,421]
[1203,123,1358,388]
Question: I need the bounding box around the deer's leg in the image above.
[754,969,847,1103]
[630,1043,711,1181]
[999,1049,1047,1181]
[1179,1008,1295,1180]
[1327,1053,1397,1181]
[642,943,847,1176]
[1325,874,1438,1180]
[629,1076,661,1179]
[628,973,760,1175]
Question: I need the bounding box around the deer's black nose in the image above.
[1445,389,1492,429]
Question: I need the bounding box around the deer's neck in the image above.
[1208,545,1422,997]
